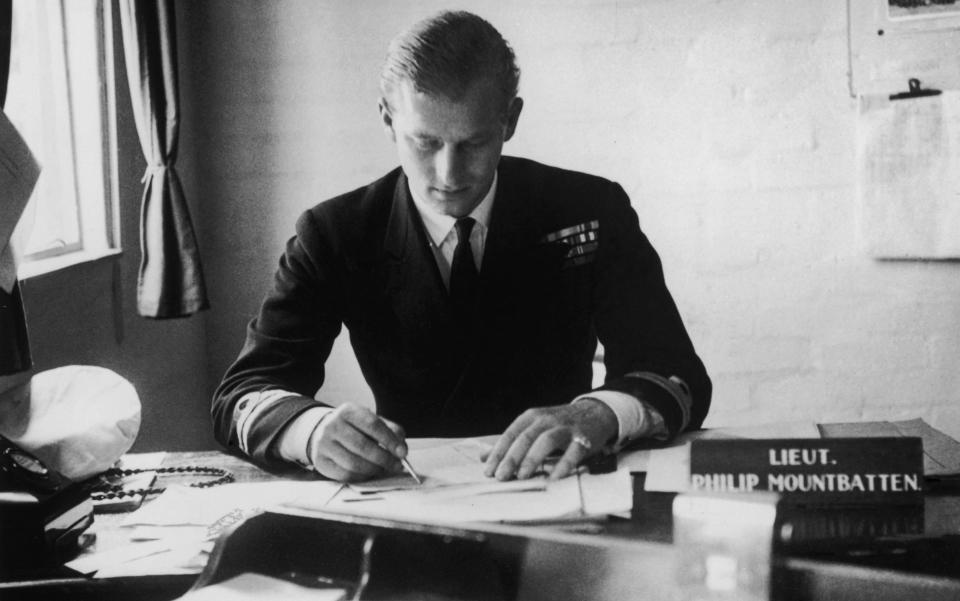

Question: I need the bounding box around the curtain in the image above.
[0,0,33,376]
[0,281,31,375]
[118,0,208,318]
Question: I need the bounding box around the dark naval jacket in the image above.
[213,156,711,468]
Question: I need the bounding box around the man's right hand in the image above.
[304,404,408,482]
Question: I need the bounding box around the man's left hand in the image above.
[483,399,618,481]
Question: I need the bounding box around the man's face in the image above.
[380,78,522,218]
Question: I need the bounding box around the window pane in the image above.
[6,0,109,263]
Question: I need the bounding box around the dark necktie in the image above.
[449,217,479,316]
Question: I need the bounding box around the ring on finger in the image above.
[571,434,592,451]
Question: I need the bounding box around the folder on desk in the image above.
[818,418,960,476]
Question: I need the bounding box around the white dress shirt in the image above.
[409,173,495,289]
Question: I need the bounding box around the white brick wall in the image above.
[183,0,960,441]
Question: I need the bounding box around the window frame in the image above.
[11,0,120,280]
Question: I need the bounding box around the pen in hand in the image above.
[368,423,421,484]
[401,456,423,484]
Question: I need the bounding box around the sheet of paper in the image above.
[67,539,190,576]
[177,572,346,601]
[123,480,342,527]
[348,436,498,493]
[818,420,901,437]
[338,477,548,505]
[69,480,343,577]
[641,443,692,493]
[705,421,821,440]
[73,538,213,578]
[857,91,960,258]
[0,109,41,293]
[292,468,632,525]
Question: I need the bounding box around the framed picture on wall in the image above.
[849,0,960,96]
[887,0,960,21]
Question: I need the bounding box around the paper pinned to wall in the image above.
[857,91,960,259]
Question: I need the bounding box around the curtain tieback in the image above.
[141,163,168,184]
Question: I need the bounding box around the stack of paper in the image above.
[68,480,342,577]
[283,437,634,525]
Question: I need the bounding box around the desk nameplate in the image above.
[690,437,923,502]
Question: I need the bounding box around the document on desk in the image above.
[346,436,498,493]
[121,480,342,528]
[818,417,960,476]
[291,470,631,524]
[70,480,343,577]
[283,436,633,524]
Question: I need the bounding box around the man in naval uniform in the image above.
[213,10,711,482]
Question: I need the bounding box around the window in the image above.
[6,0,117,274]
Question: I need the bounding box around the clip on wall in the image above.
[889,78,942,101]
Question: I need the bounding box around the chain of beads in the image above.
[90,466,235,501]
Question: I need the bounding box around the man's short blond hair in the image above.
[380,11,520,111]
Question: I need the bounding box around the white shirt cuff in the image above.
[276,405,334,468]
[573,390,667,449]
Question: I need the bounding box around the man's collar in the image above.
[409,173,497,247]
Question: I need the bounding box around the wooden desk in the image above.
[4,451,960,600]
[194,493,960,601]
